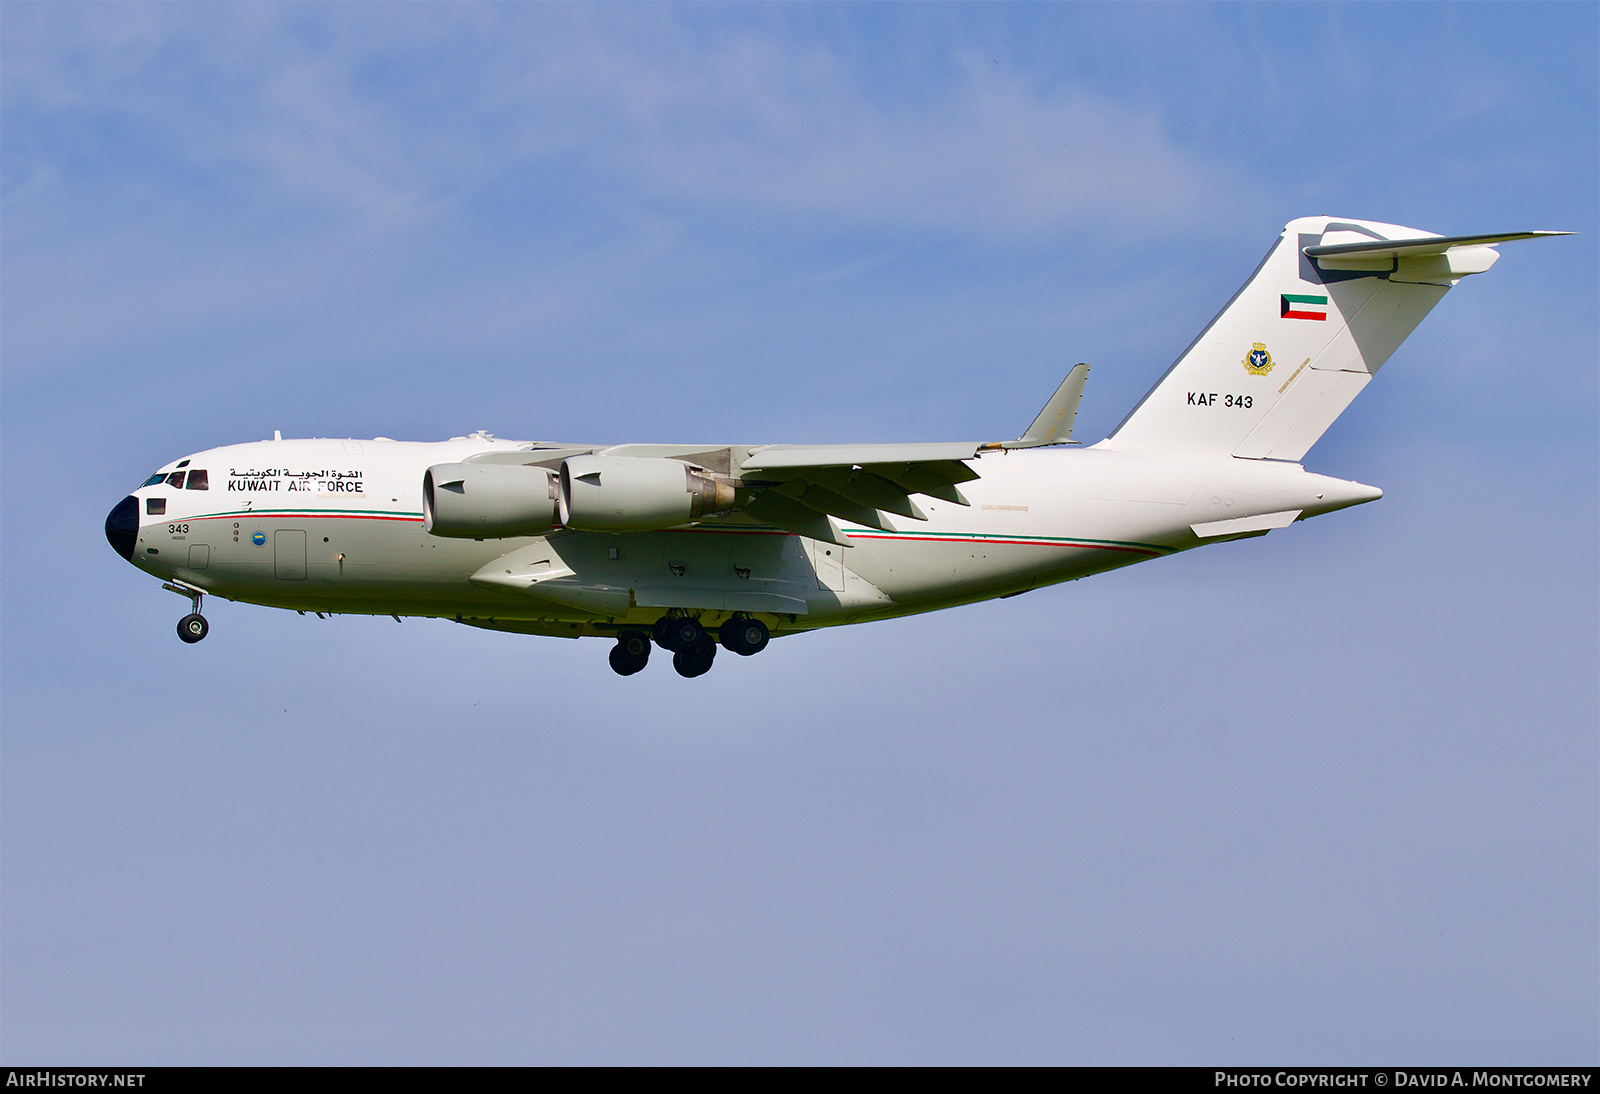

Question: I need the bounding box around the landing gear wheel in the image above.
[672,635,717,678]
[655,615,704,653]
[719,615,769,656]
[177,613,209,644]
[652,615,675,649]
[609,635,650,676]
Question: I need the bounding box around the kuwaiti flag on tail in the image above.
[1281,293,1328,320]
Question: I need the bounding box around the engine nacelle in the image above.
[422,463,558,539]
[558,455,735,532]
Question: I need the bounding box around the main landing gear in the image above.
[652,613,715,678]
[608,630,652,676]
[718,614,769,657]
[164,582,208,644]
[606,613,772,677]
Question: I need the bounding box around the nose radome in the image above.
[105,496,139,561]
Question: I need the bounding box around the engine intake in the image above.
[423,463,558,539]
[558,455,736,532]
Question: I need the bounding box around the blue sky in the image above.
[3,2,1595,1064]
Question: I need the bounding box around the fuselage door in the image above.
[275,529,307,580]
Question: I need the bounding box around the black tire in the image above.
[725,616,769,656]
[652,615,676,649]
[177,613,208,644]
[672,635,717,678]
[665,616,703,653]
[609,642,648,676]
[617,630,651,660]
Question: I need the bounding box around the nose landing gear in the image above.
[163,581,209,644]
[178,613,209,643]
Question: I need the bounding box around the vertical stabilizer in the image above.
[1102,217,1554,461]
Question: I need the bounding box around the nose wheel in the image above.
[164,582,209,644]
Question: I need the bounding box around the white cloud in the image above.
[3,6,1256,238]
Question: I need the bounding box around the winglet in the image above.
[984,364,1089,450]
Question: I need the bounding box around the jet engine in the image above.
[422,463,558,538]
[558,455,736,532]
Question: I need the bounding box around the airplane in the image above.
[104,216,1567,678]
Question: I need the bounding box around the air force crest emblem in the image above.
[1242,342,1274,376]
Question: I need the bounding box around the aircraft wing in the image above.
[738,442,985,546]
[452,440,995,548]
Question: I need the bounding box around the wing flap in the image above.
[773,480,896,531]
[743,492,855,546]
[882,463,973,505]
[739,443,980,529]
[802,467,929,520]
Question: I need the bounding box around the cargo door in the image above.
[275,529,307,580]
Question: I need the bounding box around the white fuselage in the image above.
[116,436,1380,640]
[107,217,1555,663]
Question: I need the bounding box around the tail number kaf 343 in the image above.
[1187,392,1253,408]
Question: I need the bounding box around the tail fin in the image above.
[1103,217,1566,461]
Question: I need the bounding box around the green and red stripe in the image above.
[181,508,423,523]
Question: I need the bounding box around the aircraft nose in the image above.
[105,495,139,561]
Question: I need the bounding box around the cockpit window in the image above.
[167,471,186,488]
[185,469,209,490]
[142,473,167,487]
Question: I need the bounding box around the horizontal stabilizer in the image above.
[1305,230,1571,259]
